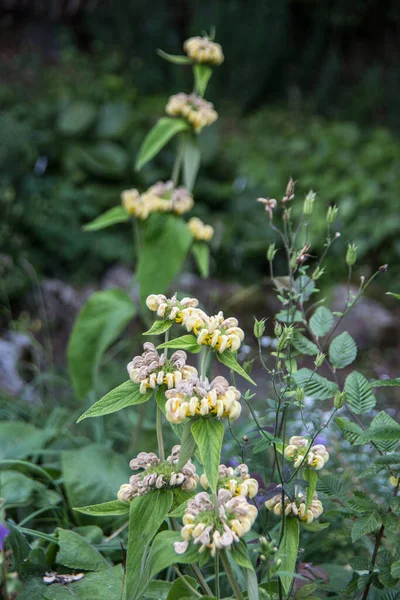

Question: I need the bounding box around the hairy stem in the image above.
[215,550,220,599]
[156,406,165,462]
[220,551,245,600]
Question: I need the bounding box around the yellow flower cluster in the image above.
[188,217,214,242]
[265,486,323,524]
[284,436,330,471]
[200,463,259,498]
[127,342,197,394]
[165,375,241,423]
[183,36,224,65]
[146,294,245,354]
[121,180,193,220]
[166,93,218,132]
[174,489,257,557]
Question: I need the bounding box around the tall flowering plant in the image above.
[70,36,400,600]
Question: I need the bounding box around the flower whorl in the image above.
[200,463,259,498]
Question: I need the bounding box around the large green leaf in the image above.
[309,306,334,337]
[62,444,130,525]
[0,422,53,460]
[143,320,174,336]
[137,214,193,306]
[230,542,258,600]
[68,289,136,399]
[358,411,400,451]
[74,500,130,517]
[344,371,376,414]
[194,64,213,97]
[292,331,319,356]
[95,101,132,139]
[78,142,129,179]
[134,530,199,600]
[292,368,338,400]
[316,474,343,498]
[177,421,197,470]
[83,206,129,232]
[192,242,210,278]
[191,418,224,492]
[217,350,256,385]
[157,334,201,353]
[304,469,318,511]
[165,575,198,600]
[183,135,201,191]
[370,378,400,387]
[77,381,152,422]
[351,513,382,542]
[277,518,299,594]
[136,117,190,171]
[126,490,173,600]
[21,565,123,600]
[335,417,363,445]
[56,529,109,571]
[329,332,357,369]
[57,101,97,136]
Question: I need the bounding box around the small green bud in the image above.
[314,352,325,368]
[274,321,282,337]
[346,242,358,267]
[295,387,305,403]
[334,391,346,409]
[312,266,326,280]
[326,205,339,224]
[303,190,316,216]
[253,318,266,339]
[267,242,277,262]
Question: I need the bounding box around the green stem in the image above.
[171,135,185,187]
[215,550,220,599]
[173,566,202,598]
[200,347,210,379]
[190,564,214,597]
[220,551,245,600]
[156,406,165,462]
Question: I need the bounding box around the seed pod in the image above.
[303,190,316,216]
[346,242,358,267]
[254,318,266,339]
[326,205,339,224]
[334,391,346,409]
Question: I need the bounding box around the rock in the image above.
[0,331,39,401]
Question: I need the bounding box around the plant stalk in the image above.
[220,551,245,600]
[156,406,165,462]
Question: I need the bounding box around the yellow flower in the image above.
[166,93,218,132]
[188,217,214,242]
[184,36,224,65]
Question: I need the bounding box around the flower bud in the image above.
[326,205,339,224]
[314,353,325,368]
[303,190,316,216]
[379,264,388,272]
[274,322,282,337]
[295,387,305,404]
[312,266,326,281]
[334,391,346,409]
[254,318,266,339]
[267,243,277,262]
[346,242,358,267]
[389,476,399,487]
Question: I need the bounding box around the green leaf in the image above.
[137,214,193,306]
[136,117,190,171]
[276,309,303,324]
[387,292,400,300]
[252,432,281,453]
[293,276,316,303]
[157,334,201,353]
[183,135,201,192]
[62,444,130,525]
[391,560,400,579]
[316,474,343,498]
[74,500,130,517]
[68,289,136,399]
[375,453,400,466]
[371,378,400,387]
[230,539,254,571]
[78,142,129,179]
[95,101,131,139]
[143,581,173,599]
[126,490,173,600]
[77,381,152,422]
[304,469,318,511]
[57,101,97,136]
[165,576,198,600]
[335,417,363,445]
[292,368,338,400]
[329,332,357,369]
[0,422,53,460]
[191,418,224,492]
[192,241,210,278]
[83,206,129,232]
[309,306,334,337]
[344,371,376,414]
[217,350,256,385]
[292,332,319,356]
[358,411,400,451]
[143,320,174,336]
[135,531,200,600]
[56,529,109,571]
[348,491,378,514]
[4,523,31,572]
[277,518,299,594]
[194,64,213,96]
[295,583,318,599]
[351,513,382,542]
[177,421,197,470]
[157,49,192,64]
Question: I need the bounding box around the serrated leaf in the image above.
[292,331,319,356]
[217,350,256,385]
[371,378,400,387]
[74,500,130,517]
[126,490,173,600]
[183,135,201,192]
[349,556,372,571]
[351,513,382,542]
[276,309,303,324]
[316,474,343,497]
[56,529,109,571]
[177,421,197,470]
[335,417,363,445]
[277,518,299,594]
[191,418,224,492]
[157,334,201,353]
[309,306,334,337]
[143,320,174,336]
[292,368,338,400]
[358,411,400,451]
[391,560,400,579]
[375,453,400,466]
[293,275,316,302]
[304,469,318,511]
[83,206,129,232]
[77,381,152,422]
[68,289,136,399]
[194,64,213,96]
[192,241,210,278]
[348,491,377,515]
[344,371,376,414]
[157,49,192,64]
[252,432,281,453]
[136,117,190,171]
[329,332,357,369]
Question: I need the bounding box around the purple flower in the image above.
[0,523,10,551]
